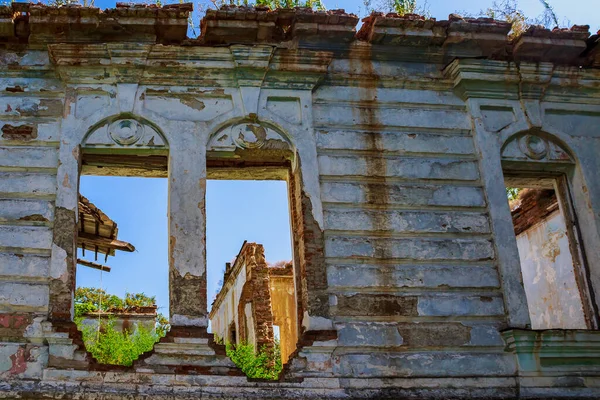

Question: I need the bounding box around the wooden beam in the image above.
[77,232,135,253]
[77,258,111,272]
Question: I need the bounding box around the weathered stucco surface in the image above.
[1,2,600,399]
[517,211,588,329]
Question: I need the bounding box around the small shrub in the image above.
[74,287,170,366]
[77,318,162,366]
[226,340,282,380]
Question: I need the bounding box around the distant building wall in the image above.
[269,266,297,363]
[516,211,587,329]
[209,242,297,363]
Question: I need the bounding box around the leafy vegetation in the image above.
[74,287,169,366]
[361,0,430,17]
[226,340,283,380]
[78,318,162,366]
[507,187,522,201]
[480,0,562,38]
[203,0,325,10]
[74,287,159,316]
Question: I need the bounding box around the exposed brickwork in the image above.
[510,189,558,236]
[49,207,77,322]
[169,270,207,322]
[1,124,36,141]
[335,294,419,317]
[0,314,32,340]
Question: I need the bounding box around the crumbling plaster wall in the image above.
[1,4,600,399]
[516,211,587,329]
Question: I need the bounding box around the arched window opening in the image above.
[206,120,300,379]
[502,132,598,330]
[74,115,170,366]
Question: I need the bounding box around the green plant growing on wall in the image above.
[77,318,161,366]
[74,287,170,366]
[204,0,325,10]
[74,287,158,316]
[507,187,522,201]
[483,0,562,38]
[226,340,283,380]
[392,0,416,15]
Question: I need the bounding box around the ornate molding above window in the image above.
[82,113,167,150]
[501,132,574,164]
[207,120,296,165]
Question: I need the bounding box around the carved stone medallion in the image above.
[108,119,145,146]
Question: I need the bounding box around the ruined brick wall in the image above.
[1,3,600,399]
[269,263,297,363]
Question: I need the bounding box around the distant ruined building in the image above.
[1,2,600,399]
[209,242,297,364]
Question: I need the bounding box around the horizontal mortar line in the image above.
[313,125,472,135]
[315,127,473,136]
[329,346,506,353]
[319,176,483,186]
[0,167,58,174]
[0,141,60,148]
[327,287,503,294]
[331,316,507,323]
[0,306,48,314]
[0,275,50,284]
[312,100,467,112]
[322,203,488,212]
[329,287,503,295]
[0,91,65,98]
[325,260,496,267]
[324,256,495,264]
[0,220,53,228]
[0,193,56,201]
[321,77,455,88]
[0,115,63,122]
[316,149,478,160]
[323,205,489,215]
[324,230,492,239]
[325,258,496,266]
[0,247,52,257]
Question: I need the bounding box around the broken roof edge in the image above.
[77,194,135,258]
[1,3,598,68]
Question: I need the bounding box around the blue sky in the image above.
[76,0,598,318]
[77,177,292,318]
[83,0,599,34]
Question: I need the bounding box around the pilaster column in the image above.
[48,109,81,322]
[470,116,531,328]
[166,120,208,328]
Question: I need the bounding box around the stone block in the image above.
[0,147,58,170]
[0,282,49,311]
[334,294,418,317]
[316,130,476,155]
[320,182,486,207]
[318,155,480,181]
[323,209,490,234]
[417,294,505,317]
[0,172,57,198]
[325,236,494,261]
[0,226,53,251]
[326,263,500,289]
[0,254,50,280]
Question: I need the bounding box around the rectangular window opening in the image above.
[207,179,297,373]
[506,175,595,329]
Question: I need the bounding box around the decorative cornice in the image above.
[503,329,600,373]
[445,59,600,103]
